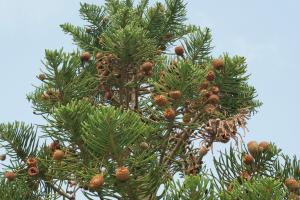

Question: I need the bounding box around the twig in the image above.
[48,182,73,199]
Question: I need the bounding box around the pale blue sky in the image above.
[0,0,300,197]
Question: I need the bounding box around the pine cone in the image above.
[175,46,184,56]
[140,142,149,150]
[243,154,254,165]
[204,104,216,114]
[116,166,130,181]
[26,157,38,167]
[28,167,39,177]
[212,59,225,70]
[41,93,50,101]
[154,95,168,107]
[81,52,91,62]
[168,90,182,100]
[164,108,176,120]
[140,61,153,72]
[104,91,113,100]
[285,178,300,191]
[206,71,215,81]
[89,174,104,190]
[258,141,270,152]
[49,140,60,151]
[52,150,64,161]
[240,171,251,181]
[247,141,259,155]
[198,80,210,90]
[0,154,6,161]
[4,171,16,181]
[96,52,103,60]
[208,94,220,104]
[210,86,220,94]
[38,74,46,81]
[199,146,209,157]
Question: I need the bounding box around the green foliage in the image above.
[82,106,155,160]
[164,175,216,200]
[213,144,281,188]
[0,0,284,199]
[211,144,300,199]
[216,54,262,115]
[44,99,94,143]
[219,177,287,200]
[103,22,157,65]
[27,49,98,114]
[0,122,39,162]
[165,0,187,32]
[0,179,39,200]
[181,27,213,64]
[79,3,106,30]
[61,23,97,51]
[41,49,79,93]
[153,60,206,101]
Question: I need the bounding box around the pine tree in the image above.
[0,0,299,199]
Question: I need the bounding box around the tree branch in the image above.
[48,182,73,199]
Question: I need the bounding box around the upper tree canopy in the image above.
[7,1,299,200]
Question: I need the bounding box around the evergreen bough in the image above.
[0,0,299,199]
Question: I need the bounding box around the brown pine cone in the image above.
[4,171,16,181]
[212,59,225,70]
[247,141,259,155]
[115,166,130,181]
[26,157,38,167]
[52,149,64,161]
[89,174,104,190]
[169,90,182,100]
[28,167,39,177]
[81,52,91,62]
[285,178,300,191]
[243,154,254,165]
[175,46,184,56]
[154,95,168,107]
[206,71,215,81]
[164,108,176,120]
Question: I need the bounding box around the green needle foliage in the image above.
[0,122,39,162]
[0,0,298,200]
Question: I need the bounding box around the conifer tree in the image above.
[0,0,299,199]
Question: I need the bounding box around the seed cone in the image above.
[140,61,153,72]
[258,141,270,152]
[0,154,6,161]
[28,167,39,177]
[212,59,225,70]
[52,149,64,161]
[89,174,104,190]
[182,113,191,123]
[169,90,182,100]
[154,95,168,107]
[164,108,176,120]
[175,46,184,56]
[247,141,259,155]
[116,166,130,181]
[38,74,46,81]
[140,142,149,150]
[285,178,300,191]
[26,157,38,167]
[208,94,220,104]
[206,71,215,81]
[81,52,91,62]
[4,171,16,181]
[211,86,220,94]
[243,154,254,165]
